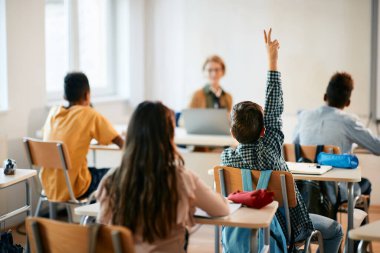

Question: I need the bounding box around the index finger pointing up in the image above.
[264,30,268,44]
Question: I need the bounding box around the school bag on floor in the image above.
[294,144,340,220]
[0,230,23,253]
[221,169,288,253]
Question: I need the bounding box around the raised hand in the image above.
[264,28,280,71]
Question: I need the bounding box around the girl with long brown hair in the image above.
[96,101,229,252]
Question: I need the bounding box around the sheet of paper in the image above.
[194,202,242,218]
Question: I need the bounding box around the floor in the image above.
[9,206,380,252]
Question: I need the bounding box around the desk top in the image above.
[208,167,362,183]
[174,128,237,147]
[292,167,361,182]
[194,201,278,229]
[75,203,100,217]
[0,168,37,188]
[353,147,372,155]
[89,143,120,151]
[349,220,380,241]
[75,201,278,229]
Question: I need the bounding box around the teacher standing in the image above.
[189,55,233,112]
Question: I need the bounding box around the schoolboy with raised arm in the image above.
[221,29,343,253]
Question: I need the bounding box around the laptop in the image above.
[182,108,230,135]
[286,162,333,175]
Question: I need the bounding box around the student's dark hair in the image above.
[64,72,90,102]
[326,72,354,108]
[104,101,184,243]
[231,101,264,144]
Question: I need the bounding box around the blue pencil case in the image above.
[317,152,359,169]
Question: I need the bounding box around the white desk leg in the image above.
[25,179,31,216]
[250,229,258,253]
[92,149,96,167]
[214,225,220,253]
[260,227,270,253]
[25,179,31,253]
[344,182,354,253]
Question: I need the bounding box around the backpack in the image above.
[221,169,288,253]
[294,144,340,220]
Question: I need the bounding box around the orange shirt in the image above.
[42,105,118,201]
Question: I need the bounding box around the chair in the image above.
[283,144,370,219]
[23,137,89,222]
[213,165,324,253]
[282,143,341,162]
[25,217,135,253]
[283,143,372,252]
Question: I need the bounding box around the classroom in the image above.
[0,0,380,252]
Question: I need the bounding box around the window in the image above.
[45,0,129,101]
[0,0,7,110]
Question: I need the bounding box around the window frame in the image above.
[45,0,123,102]
[0,0,8,111]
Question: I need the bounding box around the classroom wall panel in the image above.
[145,0,371,117]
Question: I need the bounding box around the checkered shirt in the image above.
[221,71,314,240]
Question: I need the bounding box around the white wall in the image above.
[146,0,371,118]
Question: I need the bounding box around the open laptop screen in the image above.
[182,109,230,135]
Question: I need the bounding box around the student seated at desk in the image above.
[42,72,124,201]
[96,101,229,253]
[293,72,379,203]
[221,29,343,252]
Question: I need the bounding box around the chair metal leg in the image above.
[358,240,369,253]
[214,225,220,253]
[34,197,43,217]
[66,204,73,223]
[304,230,324,253]
[49,202,57,219]
[362,198,373,253]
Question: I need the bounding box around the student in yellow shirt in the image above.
[42,72,124,201]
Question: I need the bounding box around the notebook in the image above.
[182,108,230,135]
[286,162,333,175]
[194,203,242,218]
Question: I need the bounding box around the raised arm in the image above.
[262,29,284,153]
[264,28,279,71]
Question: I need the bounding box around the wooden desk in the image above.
[75,201,279,253]
[293,167,361,253]
[349,220,380,253]
[0,168,36,223]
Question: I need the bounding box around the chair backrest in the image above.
[282,143,341,162]
[23,137,72,170]
[213,166,297,208]
[23,137,77,201]
[25,217,135,253]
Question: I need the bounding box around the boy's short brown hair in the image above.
[230,101,264,144]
